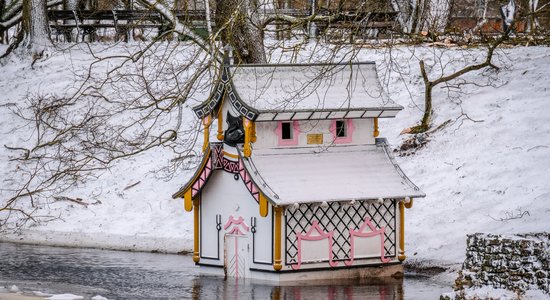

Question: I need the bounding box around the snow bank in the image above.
[46,294,83,300]
[375,46,550,267]
[1,43,549,270]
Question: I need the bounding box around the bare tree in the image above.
[1,0,381,230]
[409,25,512,133]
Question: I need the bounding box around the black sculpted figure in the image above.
[224,112,245,146]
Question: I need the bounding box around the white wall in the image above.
[253,119,375,149]
[200,170,273,269]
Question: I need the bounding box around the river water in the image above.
[0,242,450,299]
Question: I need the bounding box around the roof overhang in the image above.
[238,138,425,206]
[254,107,403,122]
[174,139,425,208]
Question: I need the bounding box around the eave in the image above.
[254,106,403,122]
[192,67,260,121]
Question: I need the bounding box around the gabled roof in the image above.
[193,62,403,121]
[239,139,425,205]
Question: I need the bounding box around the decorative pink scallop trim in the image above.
[291,221,338,270]
[345,217,390,266]
[224,216,250,236]
[276,121,300,146]
[329,119,355,144]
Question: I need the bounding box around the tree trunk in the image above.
[420,82,432,130]
[410,0,422,33]
[0,0,5,44]
[215,0,267,64]
[21,0,52,58]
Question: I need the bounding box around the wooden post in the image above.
[184,188,193,212]
[373,117,380,137]
[259,193,268,217]
[202,115,211,152]
[398,200,406,261]
[217,106,224,141]
[243,118,252,157]
[193,198,200,263]
[273,206,283,271]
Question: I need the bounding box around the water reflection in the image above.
[190,276,405,300]
[0,242,446,299]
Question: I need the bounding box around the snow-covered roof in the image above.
[193,62,402,121]
[239,139,425,205]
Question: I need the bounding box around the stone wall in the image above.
[454,233,549,295]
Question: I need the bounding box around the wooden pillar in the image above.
[202,115,211,152]
[373,117,380,137]
[217,106,224,141]
[259,193,268,217]
[193,198,200,263]
[184,189,193,212]
[398,200,406,261]
[273,206,283,271]
[243,118,252,157]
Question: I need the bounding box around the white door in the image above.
[224,234,250,279]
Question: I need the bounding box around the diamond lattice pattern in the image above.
[285,201,396,264]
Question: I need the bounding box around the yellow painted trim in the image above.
[202,115,212,152]
[193,198,200,263]
[373,117,380,138]
[259,193,268,217]
[223,151,239,159]
[398,201,406,261]
[405,198,414,209]
[273,206,283,271]
[243,118,252,157]
[184,188,193,212]
[251,122,257,143]
[217,99,224,141]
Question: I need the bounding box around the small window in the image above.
[336,120,346,137]
[281,122,293,140]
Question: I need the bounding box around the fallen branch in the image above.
[123,181,141,191]
[53,196,89,207]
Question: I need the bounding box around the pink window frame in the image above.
[276,121,300,146]
[291,221,338,270]
[329,119,355,144]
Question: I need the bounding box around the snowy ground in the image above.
[1,42,549,274]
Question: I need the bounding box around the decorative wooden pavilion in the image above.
[173,62,425,281]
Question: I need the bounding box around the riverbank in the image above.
[0,295,43,300]
[0,242,452,299]
[0,291,44,300]
[1,44,549,269]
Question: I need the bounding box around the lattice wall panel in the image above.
[285,201,396,264]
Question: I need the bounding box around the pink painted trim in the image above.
[235,237,239,279]
[345,217,390,266]
[224,216,250,236]
[227,227,246,235]
[329,119,355,144]
[276,121,300,146]
[191,158,213,197]
[291,221,338,270]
